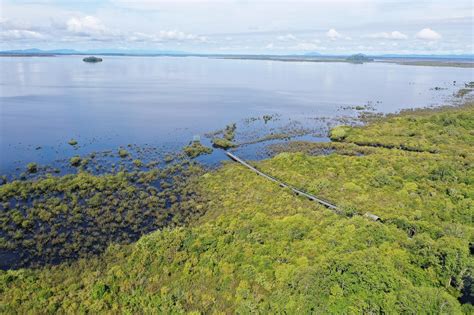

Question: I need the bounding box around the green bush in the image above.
[329,126,350,141]
[133,159,143,167]
[211,138,235,149]
[118,149,129,158]
[69,156,82,167]
[183,142,213,158]
[26,163,38,174]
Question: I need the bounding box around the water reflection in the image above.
[0,56,471,173]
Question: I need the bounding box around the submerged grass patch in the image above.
[118,149,129,158]
[211,137,235,149]
[211,123,237,149]
[69,156,81,167]
[26,163,38,174]
[183,141,213,158]
[68,139,78,146]
[0,161,206,269]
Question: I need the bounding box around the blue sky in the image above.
[1,0,473,54]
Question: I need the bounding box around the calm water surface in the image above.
[0,56,472,174]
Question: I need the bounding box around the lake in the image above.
[0,56,471,175]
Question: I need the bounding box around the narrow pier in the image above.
[226,151,343,215]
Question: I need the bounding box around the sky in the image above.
[0,0,473,55]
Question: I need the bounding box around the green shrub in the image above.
[118,149,129,158]
[92,283,110,300]
[133,159,143,167]
[329,126,350,141]
[211,138,235,149]
[70,156,82,167]
[26,163,38,173]
[183,142,213,158]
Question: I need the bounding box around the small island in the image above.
[82,56,103,63]
[345,53,374,63]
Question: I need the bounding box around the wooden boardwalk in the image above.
[226,151,382,222]
[226,151,343,215]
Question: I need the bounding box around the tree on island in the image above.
[83,56,103,63]
[346,53,374,63]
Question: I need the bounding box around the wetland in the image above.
[0,55,473,312]
[1,99,473,313]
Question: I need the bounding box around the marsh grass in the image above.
[68,139,78,146]
[211,123,237,149]
[211,138,236,149]
[183,142,213,158]
[0,159,206,269]
[26,163,38,174]
[118,149,129,158]
[69,156,81,167]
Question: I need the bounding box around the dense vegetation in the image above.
[0,103,472,313]
[335,104,473,157]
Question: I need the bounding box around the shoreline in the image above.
[1,53,473,68]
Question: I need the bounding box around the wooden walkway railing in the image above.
[226,151,343,215]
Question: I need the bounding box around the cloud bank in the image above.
[0,0,470,54]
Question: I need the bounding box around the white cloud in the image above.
[129,30,206,43]
[277,34,297,41]
[66,16,108,36]
[63,16,207,43]
[127,32,154,42]
[416,28,441,41]
[0,19,45,41]
[111,0,375,11]
[326,28,342,40]
[157,30,206,42]
[0,30,45,40]
[368,31,408,40]
[0,19,31,31]
[326,29,351,41]
[1,0,472,54]
[0,15,207,45]
[387,31,408,40]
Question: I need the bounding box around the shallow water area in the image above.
[1,55,472,175]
